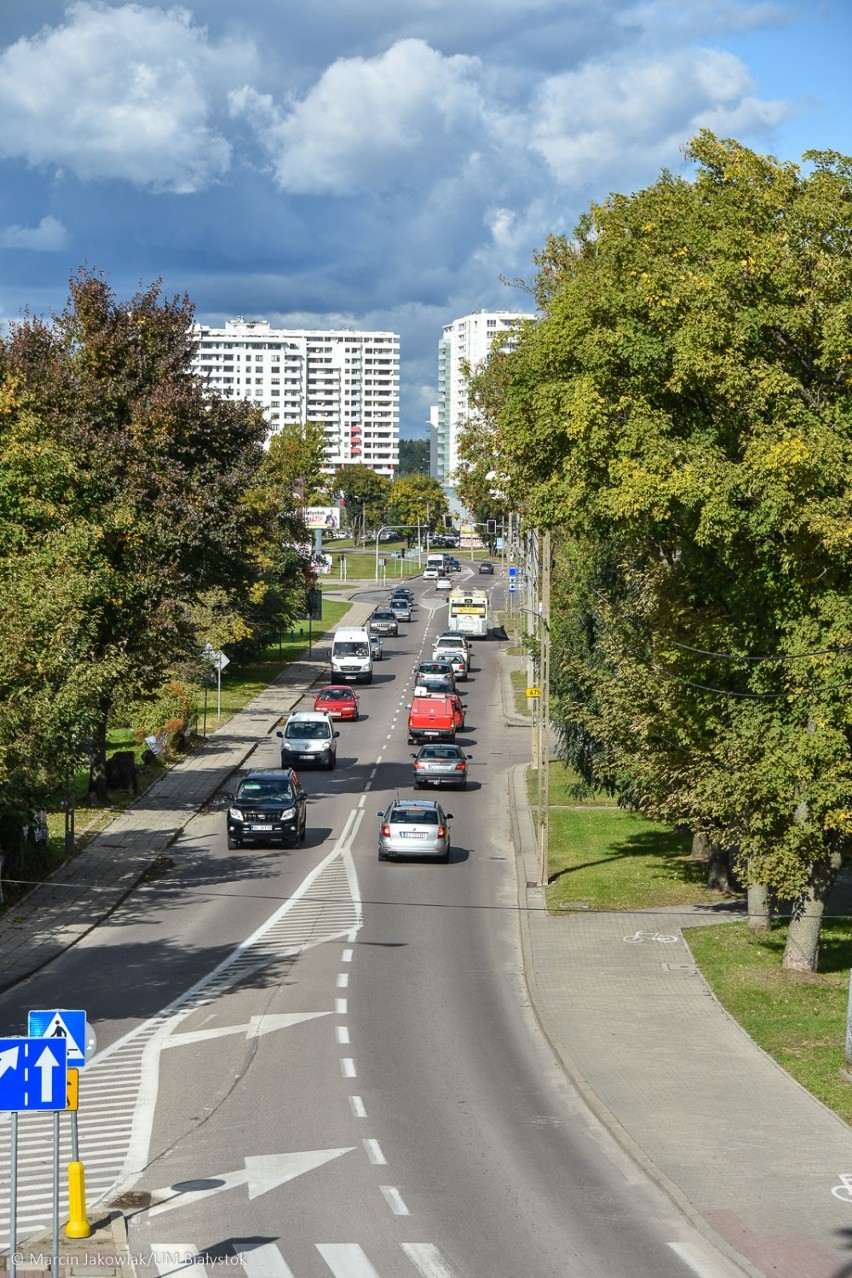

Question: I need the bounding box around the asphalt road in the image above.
[0,574,745,1278]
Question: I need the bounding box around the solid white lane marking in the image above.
[337,973,350,987]
[380,1185,409,1215]
[336,1026,350,1044]
[341,1058,357,1077]
[316,1244,381,1277]
[236,1242,295,1277]
[668,1241,733,1278]
[401,1243,462,1278]
[362,1138,386,1165]
[349,1095,367,1118]
[336,998,347,1014]
[150,1242,199,1275]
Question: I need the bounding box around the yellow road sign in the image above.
[526,687,541,698]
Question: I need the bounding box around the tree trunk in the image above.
[690,830,711,862]
[747,882,771,932]
[782,847,843,972]
[87,712,110,804]
[706,841,729,892]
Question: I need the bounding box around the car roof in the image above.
[241,768,298,781]
[288,710,332,721]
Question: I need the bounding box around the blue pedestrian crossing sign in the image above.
[28,1009,89,1067]
[0,1037,68,1111]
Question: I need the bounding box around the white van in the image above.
[424,553,446,579]
[277,712,339,769]
[331,627,373,683]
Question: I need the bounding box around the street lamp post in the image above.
[514,528,552,889]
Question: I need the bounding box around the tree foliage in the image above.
[331,465,391,543]
[478,133,852,969]
[0,268,267,803]
[398,437,430,476]
[386,474,448,538]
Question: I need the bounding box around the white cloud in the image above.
[530,49,790,189]
[230,38,490,196]
[0,214,68,250]
[0,2,259,192]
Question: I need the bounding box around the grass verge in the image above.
[686,920,852,1125]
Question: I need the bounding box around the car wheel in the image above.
[227,834,241,850]
[299,815,306,842]
[366,672,373,684]
[458,780,467,790]
[353,711,359,721]
[441,847,450,863]
[327,753,336,770]
[378,849,387,861]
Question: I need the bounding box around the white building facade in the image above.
[192,318,400,477]
[434,310,532,487]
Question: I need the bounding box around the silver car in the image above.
[389,597,412,622]
[370,608,399,636]
[377,799,453,862]
[430,646,468,680]
[411,744,471,790]
[369,631,384,661]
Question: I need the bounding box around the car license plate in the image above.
[401,831,427,838]
[250,824,273,832]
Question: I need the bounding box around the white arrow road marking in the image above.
[161,1012,330,1048]
[34,1045,61,1102]
[0,1046,19,1079]
[148,1148,355,1216]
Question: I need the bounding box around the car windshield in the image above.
[320,689,351,700]
[286,722,330,739]
[237,781,294,803]
[373,611,394,620]
[335,641,367,656]
[390,807,440,825]
[420,663,450,674]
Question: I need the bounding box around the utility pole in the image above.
[537,529,552,889]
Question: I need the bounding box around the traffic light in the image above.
[486,519,497,535]
[443,514,453,530]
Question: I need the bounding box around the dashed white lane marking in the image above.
[402,1242,463,1278]
[337,973,350,987]
[342,949,353,963]
[336,1026,350,1044]
[316,1243,382,1277]
[340,1058,357,1077]
[363,1138,386,1164]
[236,1243,296,1277]
[379,1185,410,1215]
[349,1095,367,1118]
[336,998,348,1014]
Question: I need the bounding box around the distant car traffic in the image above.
[478,561,495,574]
[226,769,307,850]
[369,608,399,636]
[377,799,453,862]
[313,685,360,720]
[411,743,471,789]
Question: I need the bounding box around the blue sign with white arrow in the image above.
[0,1037,68,1111]
[28,1008,89,1066]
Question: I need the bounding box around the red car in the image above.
[313,685,360,721]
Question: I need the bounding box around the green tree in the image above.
[398,437,430,476]
[386,474,448,541]
[261,419,328,507]
[0,268,266,803]
[480,133,852,971]
[331,465,391,544]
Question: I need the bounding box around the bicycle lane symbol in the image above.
[622,931,681,945]
[832,1174,852,1202]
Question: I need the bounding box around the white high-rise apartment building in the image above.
[434,310,532,486]
[192,318,400,477]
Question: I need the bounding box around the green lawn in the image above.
[686,920,852,1125]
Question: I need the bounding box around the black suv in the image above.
[226,770,307,850]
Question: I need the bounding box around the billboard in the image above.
[304,506,341,530]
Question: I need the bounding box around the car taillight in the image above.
[381,824,391,836]
[455,762,465,771]
[437,826,446,837]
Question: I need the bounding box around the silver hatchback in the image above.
[411,744,471,789]
[377,799,453,862]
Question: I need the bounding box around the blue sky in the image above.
[0,0,849,438]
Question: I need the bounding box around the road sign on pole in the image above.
[28,1009,93,1067]
[0,1038,68,1111]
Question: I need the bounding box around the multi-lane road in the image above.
[0,573,744,1278]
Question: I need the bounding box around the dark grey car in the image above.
[411,743,471,789]
[370,608,399,636]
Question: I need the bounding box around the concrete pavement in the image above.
[3,591,852,1276]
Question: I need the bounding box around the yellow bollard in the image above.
[65,1160,92,1239]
